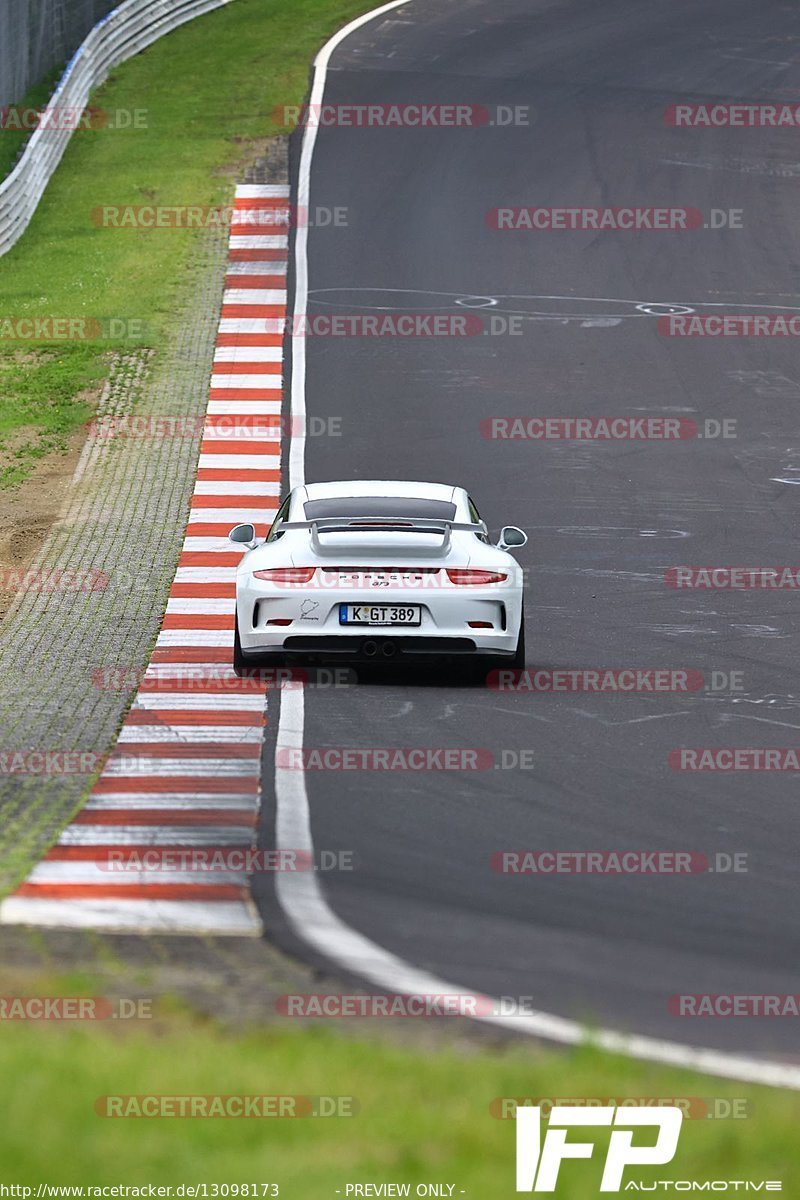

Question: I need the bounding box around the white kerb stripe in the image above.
[182,537,246,553]
[83,791,260,805]
[207,401,283,416]
[236,184,290,198]
[155,630,233,648]
[28,862,250,885]
[214,345,283,361]
[222,290,286,304]
[117,726,263,744]
[133,694,265,710]
[0,897,261,934]
[58,826,255,846]
[190,480,281,496]
[208,375,283,390]
[100,759,258,777]
[196,455,280,471]
[166,598,236,615]
[227,236,287,249]
[173,566,238,581]
[85,793,259,810]
[225,262,287,276]
[187,509,276,524]
[218,318,286,334]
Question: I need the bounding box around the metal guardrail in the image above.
[0,0,234,258]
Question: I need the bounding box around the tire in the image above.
[479,622,525,682]
[512,619,526,669]
[234,619,287,678]
[233,619,246,677]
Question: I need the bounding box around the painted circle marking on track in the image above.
[636,303,695,316]
[454,295,499,308]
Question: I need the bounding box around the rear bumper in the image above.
[236,579,523,658]
[239,633,520,662]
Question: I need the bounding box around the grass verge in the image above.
[0,998,796,1194]
[0,65,64,181]
[0,347,103,486]
[0,0,377,488]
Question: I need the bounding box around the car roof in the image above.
[301,480,458,502]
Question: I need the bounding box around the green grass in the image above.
[0,65,64,181]
[0,0,377,486]
[0,1004,796,1194]
[0,347,104,485]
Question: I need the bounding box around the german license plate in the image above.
[339,604,421,626]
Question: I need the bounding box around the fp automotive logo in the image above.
[515,1104,683,1192]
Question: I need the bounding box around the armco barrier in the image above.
[0,0,236,258]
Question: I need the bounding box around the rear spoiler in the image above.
[281,517,485,556]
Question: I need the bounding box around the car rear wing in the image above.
[281,517,485,557]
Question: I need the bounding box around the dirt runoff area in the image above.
[0,425,90,622]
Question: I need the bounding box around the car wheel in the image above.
[512,619,525,669]
[234,620,287,677]
[233,619,246,677]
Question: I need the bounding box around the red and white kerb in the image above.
[1,184,288,934]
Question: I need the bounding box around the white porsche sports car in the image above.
[229,480,527,674]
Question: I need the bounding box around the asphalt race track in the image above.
[256,0,800,1059]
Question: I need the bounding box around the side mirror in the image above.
[229,523,256,548]
[497,525,527,551]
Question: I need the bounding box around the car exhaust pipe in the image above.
[363,640,378,657]
[381,641,397,658]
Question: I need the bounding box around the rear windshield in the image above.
[304,497,457,521]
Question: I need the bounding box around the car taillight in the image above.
[446,569,508,585]
[253,567,316,583]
